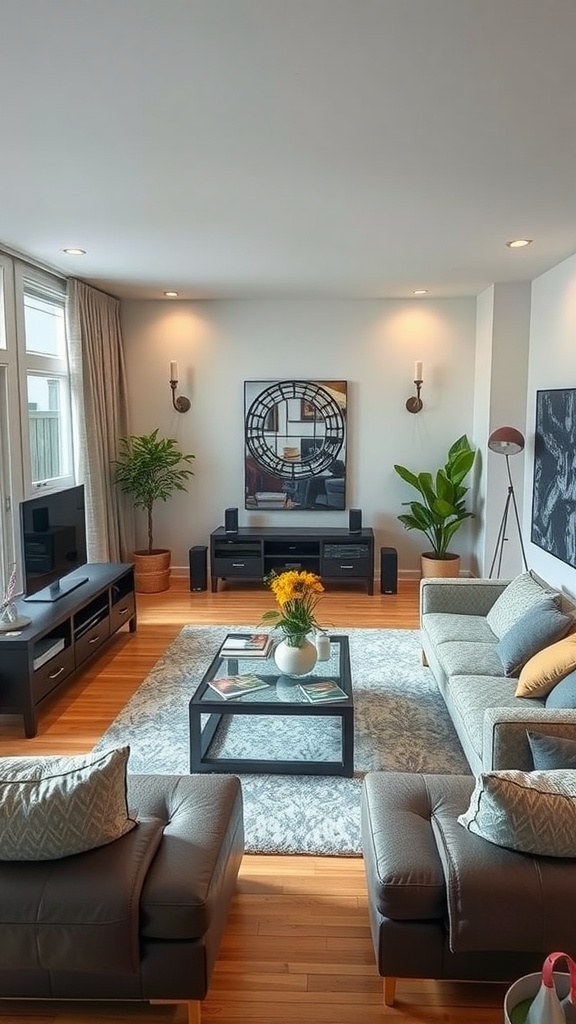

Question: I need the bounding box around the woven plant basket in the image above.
[133,550,171,594]
[421,552,461,579]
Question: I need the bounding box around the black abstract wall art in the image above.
[531,388,576,568]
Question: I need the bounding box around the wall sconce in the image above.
[406,360,424,413]
[169,361,191,413]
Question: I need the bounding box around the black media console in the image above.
[0,563,136,738]
[210,526,374,594]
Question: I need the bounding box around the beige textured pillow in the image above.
[516,630,576,698]
[0,746,136,861]
[458,768,576,857]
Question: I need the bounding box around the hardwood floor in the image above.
[0,579,507,1023]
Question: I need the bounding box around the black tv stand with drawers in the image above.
[0,563,136,738]
[210,526,374,594]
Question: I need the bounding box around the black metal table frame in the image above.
[188,634,354,777]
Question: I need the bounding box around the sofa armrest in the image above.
[420,578,510,619]
[482,707,576,771]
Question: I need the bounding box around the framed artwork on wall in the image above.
[531,387,576,568]
[244,379,347,511]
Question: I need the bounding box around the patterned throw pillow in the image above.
[495,599,573,676]
[0,746,136,861]
[486,571,561,640]
[458,769,576,857]
[516,631,576,698]
[527,731,576,770]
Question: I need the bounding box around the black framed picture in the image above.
[244,379,347,511]
[531,388,576,568]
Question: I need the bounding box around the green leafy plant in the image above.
[393,434,476,559]
[113,429,195,554]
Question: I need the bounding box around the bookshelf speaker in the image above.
[380,546,398,594]
[224,507,238,534]
[348,508,362,534]
[189,545,208,592]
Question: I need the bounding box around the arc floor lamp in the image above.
[488,426,529,578]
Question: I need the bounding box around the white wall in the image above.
[524,251,576,598]
[120,297,477,574]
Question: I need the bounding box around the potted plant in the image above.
[113,429,195,593]
[394,434,477,578]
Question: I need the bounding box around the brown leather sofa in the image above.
[361,772,576,1006]
[0,773,244,1024]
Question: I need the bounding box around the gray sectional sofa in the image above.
[420,573,576,773]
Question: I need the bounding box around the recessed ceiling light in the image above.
[506,239,533,248]
[413,289,428,295]
[62,247,86,255]
[164,291,179,297]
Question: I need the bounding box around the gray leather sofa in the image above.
[0,773,244,1024]
[420,576,576,772]
[361,771,576,1006]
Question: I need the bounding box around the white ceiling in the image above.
[2,0,576,300]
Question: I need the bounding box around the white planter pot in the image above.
[274,637,318,677]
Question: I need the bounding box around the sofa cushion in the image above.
[527,730,576,769]
[458,768,576,856]
[443,674,535,763]
[546,670,576,709]
[0,747,136,861]
[516,631,576,698]
[422,613,497,645]
[435,640,506,679]
[486,571,561,640]
[496,599,573,676]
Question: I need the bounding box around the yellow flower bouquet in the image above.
[262,569,325,647]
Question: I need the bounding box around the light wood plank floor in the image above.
[0,579,508,1023]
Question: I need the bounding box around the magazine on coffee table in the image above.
[207,673,271,700]
[219,633,274,658]
[298,679,348,703]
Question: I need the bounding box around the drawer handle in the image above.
[118,606,129,615]
[340,564,354,569]
[88,635,100,644]
[232,562,246,567]
[48,666,65,680]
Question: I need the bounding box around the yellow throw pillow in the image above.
[516,629,576,698]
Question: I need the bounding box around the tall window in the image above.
[0,253,71,596]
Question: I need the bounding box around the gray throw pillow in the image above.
[496,598,573,676]
[546,670,576,708]
[0,746,136,861]
[527,730,576,770]
[486,571,561,640]
[458,768,576,857]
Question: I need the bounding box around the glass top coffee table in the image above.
[188,634,354,776]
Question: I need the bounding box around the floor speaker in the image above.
[225,507,238,533]
[189,545,208,592]
[380,546,398,594]
[349,508,362,534]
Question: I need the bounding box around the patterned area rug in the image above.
[95,625,470,856]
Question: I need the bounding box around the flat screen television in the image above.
[20,484,89,602]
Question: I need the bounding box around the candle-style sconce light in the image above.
[169,361,191,413]
[406,360,424,413]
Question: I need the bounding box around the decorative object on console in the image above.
[0,563,31,631]
[244,379,347,511]
[405,359,424,413]
[113,429,195,593]
[394,434,477,577]
[531,388,576,570]
[488,425,528,577]
[168,360,191,413]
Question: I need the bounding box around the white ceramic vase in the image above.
[274,636,318,677]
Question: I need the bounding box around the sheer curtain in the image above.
[66,278,134,561]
